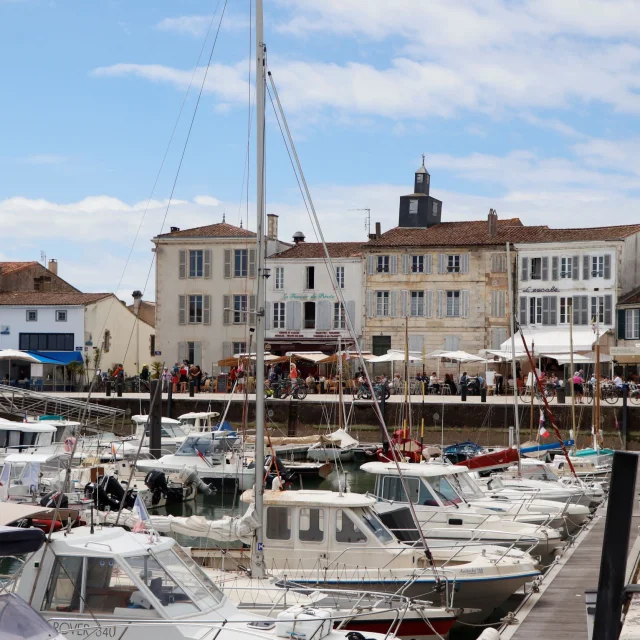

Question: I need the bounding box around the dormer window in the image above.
[409,199,419,214]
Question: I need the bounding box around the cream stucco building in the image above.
[153,217,288,372]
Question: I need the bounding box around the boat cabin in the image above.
[17,525,229,629]
[0,452,70,501]
[178,411,221,433]
[0,420,57,457]
[239,489,409,570]
[131,415,187,440]
[361,461,487,508]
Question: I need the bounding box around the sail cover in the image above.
[90,503,260,544]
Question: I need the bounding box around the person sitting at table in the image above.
[445,373,457,395]
[305,373,315,392]
[428,372,440,394]
[392,373,402,394]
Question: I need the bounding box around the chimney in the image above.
[170,226,180,233]
[132,290,143,314]
[292,231,305,245]
[375,222,381,239]
[487,209,498,237]
[48,259,58,275]
[267,214,279,240]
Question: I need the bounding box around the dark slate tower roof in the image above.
[398,157,442,228]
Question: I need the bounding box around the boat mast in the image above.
[594,317,601,451]
[252,0,267,579]
[506,242,521,476]
[338,336,343,431]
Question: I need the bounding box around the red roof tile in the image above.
[618,287,640,306]
[270,242,362,259]
[0,292,112,306]
[156,222,256,239]
[366,219,640,248]
[0,261,40,275]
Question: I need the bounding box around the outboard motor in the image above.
[40,491,68,509]
[144,469,169,507]
[178,467,214,496]
[264,455,296,486]
[85,475,135,511]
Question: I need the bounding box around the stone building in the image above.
[153,216,288,372]
[0,260,78,293]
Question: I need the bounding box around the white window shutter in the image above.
[366,291,374,318]
[490,291,496,317]
[265,301,272,330]
[249,249,257,278]
[583,255,590,280]
[541,256,549,281]
[499,290,506,316]
[178,295,186,325]
[178,341,187,362]
[286,301,295,329]
[390,255,398,275]
[367,256,376,275]
[572,255,579,280]
[425,290,433,318]
[519,296,527,326]
[604,295,612,325]
[521,257,529,281]
[438,254,446,274]
[224,249,232,278]
[203,295,211,325]
[249,295,257,326]
[193,342,202,367]
[461,253,469,274]
[389,290,398,317]
[551,256,559,281]
[346,300,355,327]
[204,249,212,278]
[179,250,187,279]
[401,290,408,317]
[549,296,557,325]
[437,290,444,318]
[317,300,331,330]
[223,294,231,325]
[604,254,612,279]
[402,254,409,274]
[408,334,423,354]
[461,290,470,318]
[425,254,432,274]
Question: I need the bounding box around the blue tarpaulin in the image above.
[27,351,83,365]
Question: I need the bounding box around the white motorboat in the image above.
[130,415,190,454]
[136,433,253,492]
[6,520,402,640]
[0,419,58,469]
[361,461,564,559]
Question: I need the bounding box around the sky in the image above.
[2,0,640,302]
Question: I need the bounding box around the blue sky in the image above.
[2,0,640,301]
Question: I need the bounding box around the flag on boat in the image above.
[614,411,619,430]
[132,495,151,532]
[539,410,549,438]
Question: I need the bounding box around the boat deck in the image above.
[504,463,640,640]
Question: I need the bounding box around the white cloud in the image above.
[156,15,212,37]
[194,195,222,207]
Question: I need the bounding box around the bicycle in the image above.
[519,383,556,403]
[267,379,307,400]
[352,381,390,401]
[630,384,640,405]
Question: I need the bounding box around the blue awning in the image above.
[27,351,83,365]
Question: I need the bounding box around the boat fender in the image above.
[476,629,501,640]
[346,633,376,640]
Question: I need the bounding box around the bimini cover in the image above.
[319,429,358,450]
[0,593,63,640]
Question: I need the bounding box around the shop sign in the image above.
[520,286,560,293]
[283,292,336,301]
[611,346,640,356]
[273,331,303,338]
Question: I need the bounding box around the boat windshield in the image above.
[145,425,187,438]
[180,418,197,427]
[448,472,486,501]
[175,436,212,457]
[425,475,463,506]
[357,508,394,544]
[522,464,560,482]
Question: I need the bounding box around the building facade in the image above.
[611,288,640,376]
[362,165,519,363]
[265,237,362,354]
[514,226,640,352]
[0,260,79,293]
[153,217,288,372]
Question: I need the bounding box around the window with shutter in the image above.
[519,296,527,326]
[445,291,460,317]
[273,302,285,329]
[491,253,506,273]
[521,257,529,282]
[189,250,204,278]
[460,253,469,274]
[178,295,186,325]
[444,336,460,351]
[583,255,590,280]
[376,291,390,316]
[188,295,203,323]
[438,254,446,274]
[248,249,257,278]
[333,302,346,329]
[437,290,445,318]
[541,257,549,281]
[491,328,507,350]
[275,267,284,290]
[223,250,232,279]
[549,297,557,325]
[336,266,345,288]
[179,250,187,279]
[408,335,424,354]
[626,309,640,339]
[203,295,211,325]
[389,255,398,274]
[425,254,432,274]
[551,256,559,281]
[223,295,231,325]
[234,249,248,277]
[425,290,433,318]
[604,254,612,279]
[400,290,408,317]
[248,295,256,326]
[410,291,425,316]
[204,249,212,278]
[446,255,461,273]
